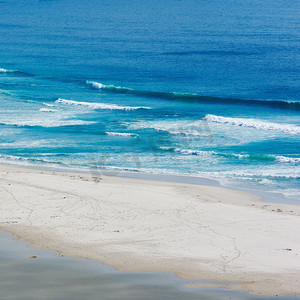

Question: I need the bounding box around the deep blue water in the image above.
[0,0,299,201]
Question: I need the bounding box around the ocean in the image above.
[0,0,299,202]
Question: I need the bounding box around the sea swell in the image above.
[0,67,33,76]
[86,80,300,111]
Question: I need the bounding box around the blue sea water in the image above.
[0,0,299,202]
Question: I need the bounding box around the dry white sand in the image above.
[0,165,299,295]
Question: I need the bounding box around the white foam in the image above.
[276,156,300,164]
[217,168,300,179]
[259,178,274,185]
[0,119,96,128]
[43,103,56,107]
[277,188,300,199]
[204,114,300,135]
[39,108,57,112]
[0,154,70,170]
[174,149,299,164]
[56,98,150,111]
[0,67,16,73]
[0,140,54,149]
[86,80,134,91]
[159,146,175,151]
[175,149,216,156]
[106,132,135,137]
[87,81,105,89]
[130,120,212,137]
[168,130,211,137]
[230,153,249,159]
[0,154,27,161]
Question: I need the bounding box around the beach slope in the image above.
[0,165,299,295]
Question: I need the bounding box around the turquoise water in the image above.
[0,0,299,201]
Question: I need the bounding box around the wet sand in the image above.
[0,231,298,300]
[0,165,300,296]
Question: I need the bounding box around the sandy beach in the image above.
[0,165,299,296]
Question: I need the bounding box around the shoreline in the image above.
[0,164,300,295]
[0,159,298,206]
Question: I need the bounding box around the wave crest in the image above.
[106,132,136,137]
[130,120,212,137]
[275,156,300,164]
[168,147,300,165]
[0,67,16,73]
[176,149,216,156]
[55,98,150,111]
[87,81,134,93]
[0,119,96,128]
[39,108,57,112]
[0,67,31,76]
[204,114,300,135]
[86,81,300,111]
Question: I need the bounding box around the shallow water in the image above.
[0,231,299,300]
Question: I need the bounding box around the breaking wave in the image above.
[55,98,150,111]
[43,103,56,107]
[176,149,216,156]
[0,154,69,169]
[0,67,33,76]
[130,120,212,137]
[275,156,300,164]
[0,68,10,73]
[0,119,96,128]
[204,114,300,135]
[87,81,135,93]
[106,132,136,137]
[168,148,300,165]
[39,108,57,112]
